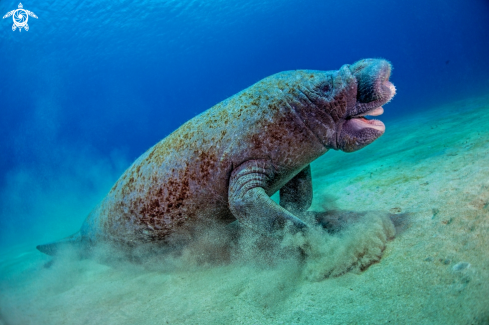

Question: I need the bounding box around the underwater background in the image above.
[1,0,489,324]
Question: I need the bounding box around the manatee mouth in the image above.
[348,60,397,130]
[349,106,386,133]
[337,59,396,152]
[345,78,396,136]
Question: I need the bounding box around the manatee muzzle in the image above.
[337,59,396,152]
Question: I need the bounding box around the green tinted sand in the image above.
[1,96,489,324]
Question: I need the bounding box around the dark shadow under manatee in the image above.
[309,210,412,236]
[221,209,411,275]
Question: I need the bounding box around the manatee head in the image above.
[334,59,396,152]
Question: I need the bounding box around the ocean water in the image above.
[1,0,489,324]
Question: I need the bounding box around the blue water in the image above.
[1,0,489,247]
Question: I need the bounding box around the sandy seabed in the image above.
[1,95,489,324]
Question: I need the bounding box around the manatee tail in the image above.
[36,232,83,256]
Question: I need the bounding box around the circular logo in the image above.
[13,9,28,27]
[3,3,38,32]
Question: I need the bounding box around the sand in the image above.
[1,95,489,324]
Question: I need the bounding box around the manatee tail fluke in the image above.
[36,232,82,256]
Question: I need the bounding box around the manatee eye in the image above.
[319,81,331,94]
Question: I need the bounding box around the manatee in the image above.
[37,58,396,256]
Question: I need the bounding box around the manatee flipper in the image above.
[228,160,308,235]
[279,164,313,215]
[36,232,83,256]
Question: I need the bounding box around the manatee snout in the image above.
[351,58,395,105]
[337,59,396,153]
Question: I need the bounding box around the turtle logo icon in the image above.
[3,3,38,32]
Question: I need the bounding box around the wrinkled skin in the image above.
[37,59,396,255]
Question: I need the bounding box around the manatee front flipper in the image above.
[228,160,308,235]
[278,166,366,233]
[279,165,313,215]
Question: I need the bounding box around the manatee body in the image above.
[37,59,396,255]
